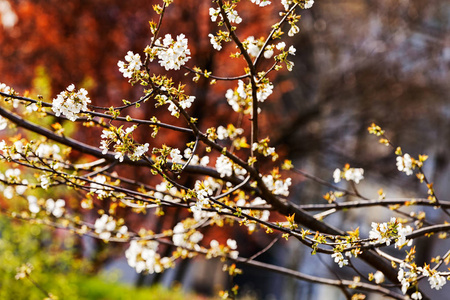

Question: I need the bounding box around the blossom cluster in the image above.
[99,125,149,162]
[52,84,91,121]
[250,0,271,7]
[190,178,221,220]
[281,0,314,11]
[331,252,349,268]
[117,51,142,79]
[333,165,364,184]
[369,217,413,248]
[167,95,195,117]
[153,180,179,202]
[225,79,274,115]
[125,240,173,274]
[0,115,8,130]
[217,124,244,141]
[183,148,210,166]
[396,153,414,175]
[0,168,28,199]
[94,214,128,240]
[151,34,191,71]
[206,239,239,259]
[209,5,242,24]
[90,175,113,199]
[397,263,447,297]
[215,154,247,179]
[0,82,12,94]
[262,174,292,197]
[236,197,270,233]
[172,221,204,251]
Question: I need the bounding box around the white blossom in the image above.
[0,1,17,29]
[0,115,8,130]
[154,34,191,71]
[428,273,446,290]
[52,84,91,121]
[331,252,348,268]
[288,45,296,55]
[130,143,149,161]
[369,221,390,245]
[411,292,422,300]
[208,33,222,51]
[90,175,112,198]
[117,51,142,78]
[125,240,167,274]
[396,153,414,176]
[216,154,233,178]
[35,143,61,160]
[281,0,314,10]
[251,0,271,7]
[256,81,273,102]
[39,175,50,190]
[395,223,413,248]
[172,222,204,251]
[276,42,286,51]
[170,148,183,164]
[0,82,12,93]
[209,7,220,22]
[288,24,299,37]
[262,175,292,196]
[27,195,40,214]
[373,271,385,284]
[343,168,364,184]
[94,214,117,240]
[333,168,342,183]
[264,46,274,59]
[333,167,364,184]
[245,36,261,57]
[45,198,65,218]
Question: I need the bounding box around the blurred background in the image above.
[0,0,449,299]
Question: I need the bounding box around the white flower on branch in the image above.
[35,143,61,160]
[373,271,385,284]
[52,84,91,121]
[0,82,12,93]
[411,292,422,300]
[395,223,413,248]
[428,273,446,290]
[245,36,261,57]
[45,198,65,218]
[167,96,195,117]
[215,154,234,178]
[262,174,292,196]
[281,0,314,11]
[251,0,271,7]
[90,175,112,199]
[172,221,204,251]
[39,174,50,190]
[331,252,348,268]
[208,33,222,51]
[209,5,242,24]
[27,195,40,214]
[170,148,183,164]
[125,240,169,274]
[396,153,414,176]
[117,51,142,79]
[288,24,299,37]
[130,143,149,161]
[94,214,127,240]
[0,115,8,130]
[333,166,364,184]
[369,217,413,248]
[154,34,191,71]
